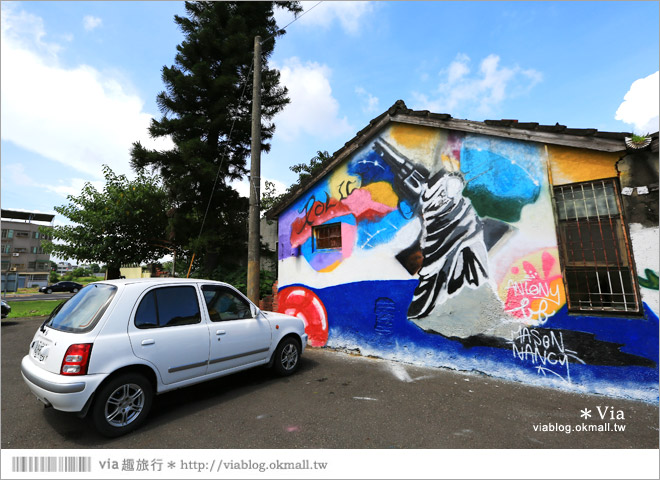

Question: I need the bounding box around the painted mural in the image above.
[277,124,659,403]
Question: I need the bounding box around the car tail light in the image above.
[61,343,93,375]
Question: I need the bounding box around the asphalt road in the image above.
[2,316,658,449]
[3,293,74,302]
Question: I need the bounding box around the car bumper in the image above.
[20,355,107,412]
[301,333,308,353]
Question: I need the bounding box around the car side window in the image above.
[135,291,158,328]
[135,286,201,329]
[201,285,252,322]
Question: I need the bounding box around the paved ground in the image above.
[3,292,74,302]
[2,316,658,449]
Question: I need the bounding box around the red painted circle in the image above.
[278,286,329,347]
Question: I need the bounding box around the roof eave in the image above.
[266,101,631,220]
[394,114,628,153]
[265,111,393,220]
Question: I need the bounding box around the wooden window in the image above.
[553,178,641,314]
[313,223,342,250]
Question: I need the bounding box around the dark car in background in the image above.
[1,300,10,318]
[39,282,83,294]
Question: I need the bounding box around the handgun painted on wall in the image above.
[372,138,429,213]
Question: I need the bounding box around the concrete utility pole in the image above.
[247,36,262,303]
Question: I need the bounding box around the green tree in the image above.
[90,263,101,274]
[49,271,60,283]
[130,1,301,277]
[261,150,330,214]
[72,267,90,278]
[41,166,171,280]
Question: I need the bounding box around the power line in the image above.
[196,59,254,244]
[192,2,322,273]
[260,1,323,46]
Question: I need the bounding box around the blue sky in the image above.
[2,1,659,234]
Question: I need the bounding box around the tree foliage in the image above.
[130,1,301,276]
[261,150,330,213]
[41,166,171,279]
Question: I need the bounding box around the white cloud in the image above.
[230,176,287,199]
[0,3,173,182]
[83,15,102,32]
[615,71,659,134]
[3,163,105,199]
[447,54,470,83]
[293,1,374,35]
[3,163,35,187]
[411,53,542,117]
[355,87,380,114]
[46,178,106,198]
[273,57,353,141]
[275,1,374,35]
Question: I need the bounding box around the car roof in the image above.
[93,277,231,288]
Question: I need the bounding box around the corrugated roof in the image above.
[266,100,657,220]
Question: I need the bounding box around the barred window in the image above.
[313,223,342,250]
[553,178,641,314]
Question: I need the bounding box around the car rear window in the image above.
[46,284,117,333]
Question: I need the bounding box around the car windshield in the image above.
[46,283,117,333]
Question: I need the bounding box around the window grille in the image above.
[553,178,640,314]
[313,223,342,250]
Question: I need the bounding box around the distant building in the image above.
[56,262,77,275]
[1,209,55,289]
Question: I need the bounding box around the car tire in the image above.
[90,373,153,438]
[46,288,52,294]
[72,288,79,293]
[272,337,301,376]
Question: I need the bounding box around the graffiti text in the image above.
[509,326,583,382]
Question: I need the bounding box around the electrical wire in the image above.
[260,1,323,46]
[190,1,323,275]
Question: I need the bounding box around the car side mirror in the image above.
[251,304,260,318]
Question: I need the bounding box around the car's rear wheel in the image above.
[72,288,79,293]
[91,373,153,437]
[272,337,301,376]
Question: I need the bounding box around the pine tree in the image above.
[130,1,301,275]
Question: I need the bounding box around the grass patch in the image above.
[6,299,66,318]
[11,277,103,295]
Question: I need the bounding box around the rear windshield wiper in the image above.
[40,301,65,332]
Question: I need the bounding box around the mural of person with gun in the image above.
[372,138,489,320]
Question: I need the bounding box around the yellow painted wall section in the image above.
[362,182,399,208]
[329,163,361,200]
[120,267,151,279]
[388,124,445,170]
[546,145,620,185]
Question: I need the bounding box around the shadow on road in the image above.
[40,356,321,446]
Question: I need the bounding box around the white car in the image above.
[21,278,308,437]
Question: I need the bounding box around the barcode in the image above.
[12,456,91,473]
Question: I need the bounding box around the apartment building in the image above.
[1,209,54,289]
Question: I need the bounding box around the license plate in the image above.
[32,340,48,362]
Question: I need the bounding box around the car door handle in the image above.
[141,339,155,345]
[216,330,226,336]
